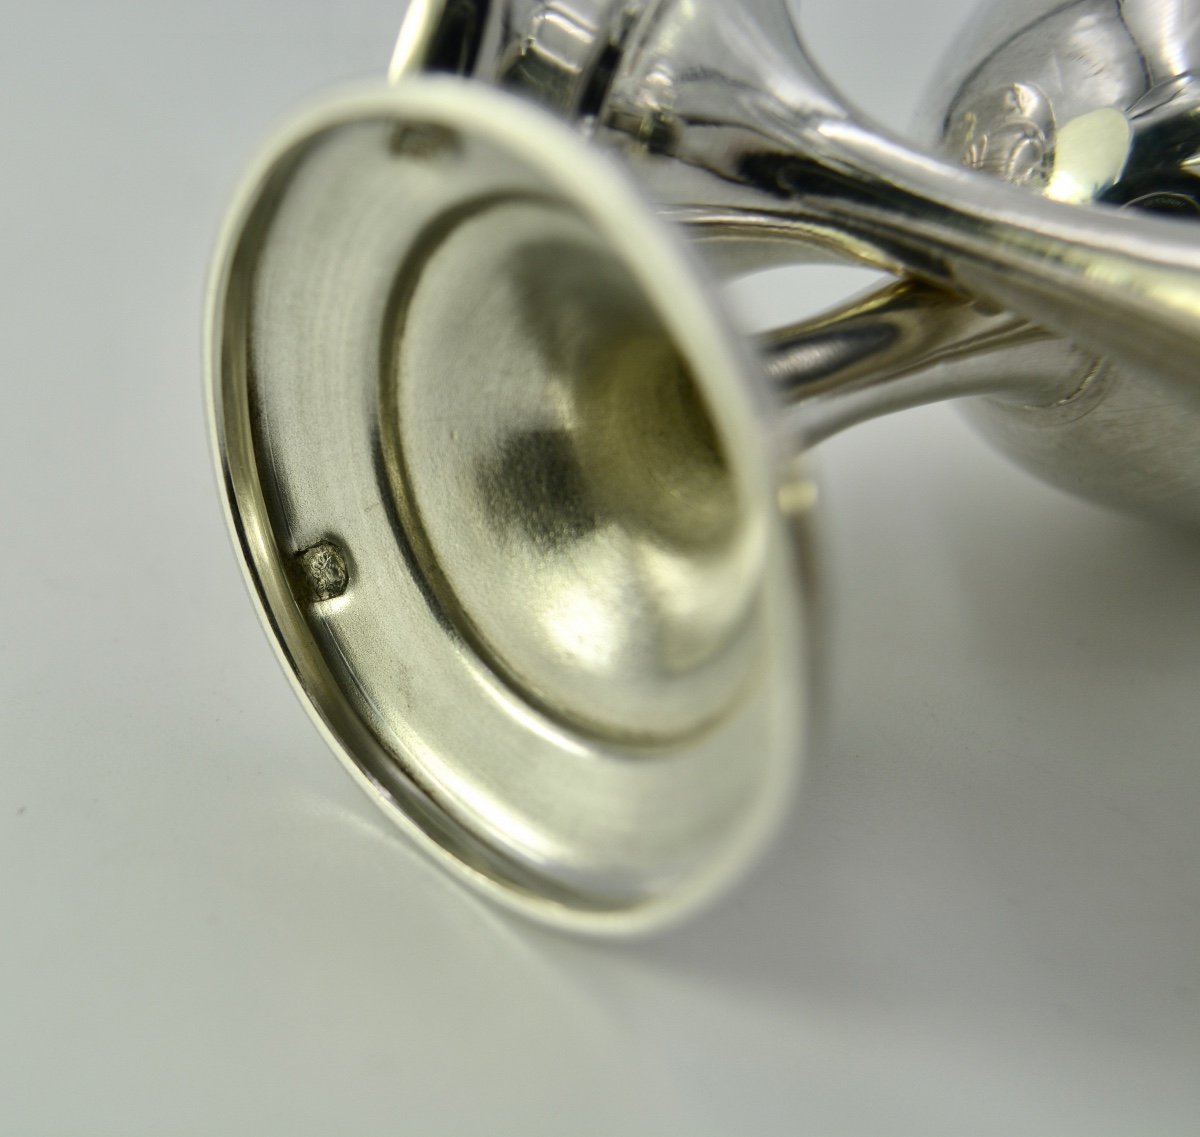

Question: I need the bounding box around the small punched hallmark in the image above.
[294,541,349,602]
[389,122,460,158]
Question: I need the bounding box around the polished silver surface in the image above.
[8,0,1200,1127]
[209,0,1200,930]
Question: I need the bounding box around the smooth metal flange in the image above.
[207,79,816,933]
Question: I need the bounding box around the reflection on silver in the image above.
[208,0,1200,932]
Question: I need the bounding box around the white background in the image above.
[2,1,1199,1133]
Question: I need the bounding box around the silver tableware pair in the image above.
[209,0,1200,930]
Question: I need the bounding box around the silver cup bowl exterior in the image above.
[922,0,1200,525]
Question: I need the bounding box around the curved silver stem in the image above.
[760,280,1079,448]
